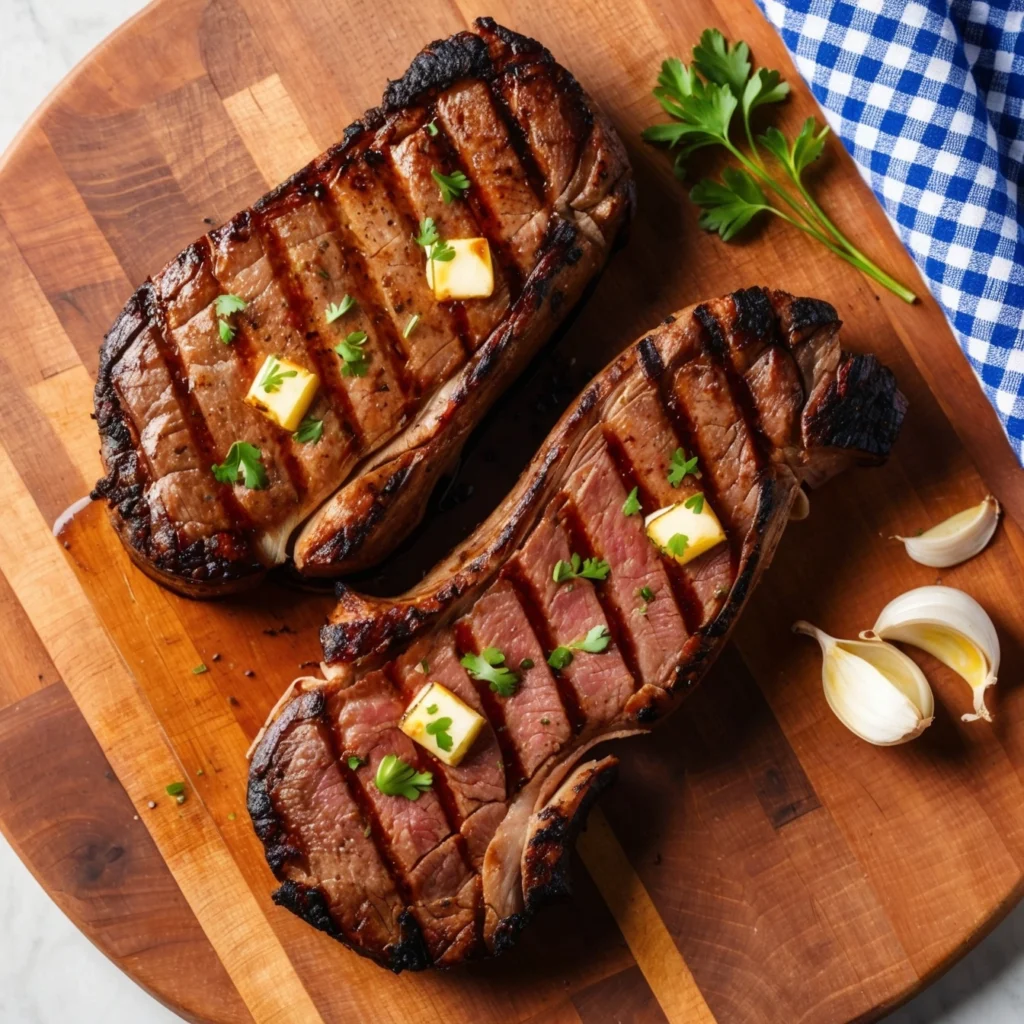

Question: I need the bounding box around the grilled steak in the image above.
[92,19,634,596]
[247,287,907,971]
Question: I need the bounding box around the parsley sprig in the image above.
[668,448,699,487]
[414,217,456,262]
[293,417,323,444]
[257,356,298,393]
[548,625,612,670]
[374,754,433,800]
[212,441,267,489]
[684,492,705,514]
[642,29,916,303]
[623,487,642,517]
[334,331,369,377]
[214,293,247,344]
[426,716,454,752]
[461,647,519,698]
[325,295,355,322]
[431,168,471,204]
[552,553,611,585]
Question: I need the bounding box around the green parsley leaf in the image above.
[639,586,655,602]
[426,703,438,714]
[431,168,471,204]
[666,533,689,557]
[211,441,268,489]
[214,294,247,317]
[325,295,355,323]
[429,238,456,262]
[257,355,298,394]
[742,67,789,125]
[415,217,439,248]
[293,417,323,444]
[692,28,751,99]
[546,625,612,669]
[667,447,700,486]
[520,658,534,670]
[552,552,611,584]
[425,120,439,136]
[426,716,454,752]
[683,492,705,514]
[540,716,550,725]
[374,754,433,800]
[403,314,421,339]
[317,267,330,280]
[334,331,369,377]
[192,664,208,675]
[461,647,519,698]
[623,486,642,517]
[165,781,185,797]
[347,755,363,770]
[760,118,828,177]
[218,319,236,344]
[690,166,771,241]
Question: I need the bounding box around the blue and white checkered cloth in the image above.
[755,0,1024,461]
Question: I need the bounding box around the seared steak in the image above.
[248,288,907,970]
[93,19,634,596]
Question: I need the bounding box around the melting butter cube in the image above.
[400,681,484,767]
[645,496,726,566]
[245,355,319,432]
[426,238,494,301]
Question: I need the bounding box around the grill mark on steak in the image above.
[251,287,908,970]
[453,621,529,789]
[310,163,418,410]
[253,177,366,451]
[559,497,644,694]
[147,277,256,536]
[501,563,587,737]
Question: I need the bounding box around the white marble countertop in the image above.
[2,0,1023,1021]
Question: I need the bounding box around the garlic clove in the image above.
[794,621,934,746]
[896,495,1000,568]
[864,585,998,723]
[789,488,810,521]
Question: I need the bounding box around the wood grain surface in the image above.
[1,1,1023,1022]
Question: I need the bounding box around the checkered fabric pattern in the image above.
[756,0,1024,461]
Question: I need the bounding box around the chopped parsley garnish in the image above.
[293,417,323,444]
[214,294,246,345]
[426,716,454,752]
[540,716,551,725]
[623,486,642,517]
[403,314,421,339]
[639,586,655,602]
[425,120,439,136]
[552,553,611,584]
[211,441,268,489]
[374,754,433,800]
[347,755,363,770]
[414,217,456,262]
[192,664,208,675]
[666,533,689,557]
[668,447,699,486]
[461,647,519,697]
[334,331,369,377]
[214,294,247,317]
[431,168,471,204]
[325,295,355,322]
[426,703,438,714]
[547,625,612,670]
[684,492,705,514]
[520,658,534,670]
[165,781,187,805]
[257,355,298,393]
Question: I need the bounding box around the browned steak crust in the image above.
[93,19,634,596]
[249,287,907,971]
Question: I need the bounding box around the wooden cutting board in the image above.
[3,0,1024,1021]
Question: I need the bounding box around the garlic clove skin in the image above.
[789,488,811,521]
[865,585,998,723]
[794,621,934,746]
[896,495,1000,568]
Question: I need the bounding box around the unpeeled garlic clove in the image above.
[793,621,934,746]
[864,586,998,723]
[896,495,1000,568]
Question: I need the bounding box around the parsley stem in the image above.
[727,142,917,304]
